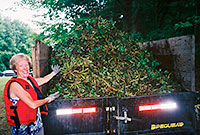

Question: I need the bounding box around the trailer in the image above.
[42,92,200,135]
[32,36,197,134]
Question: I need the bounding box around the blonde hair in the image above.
[10,53,32,70]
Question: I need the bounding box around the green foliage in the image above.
[50,17,180,98]
[22,0,200,90]
[22,0,200,44]
[0,16,35,71]
[174,15,200,29]
[0,51,13,71]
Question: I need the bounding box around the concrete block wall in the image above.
[140,35,195,91]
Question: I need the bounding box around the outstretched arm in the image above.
[10,82,50,109]
[10,82,60,109]
[35,65,61,86]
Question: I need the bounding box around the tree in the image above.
[0,16,35,71]
[22,0,200,89]
[22,0,199,40]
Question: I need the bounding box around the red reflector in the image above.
[139,103,176,112]
[72,108,82,114]
[56,107,97,115]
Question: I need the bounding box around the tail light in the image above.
[139,102,177,112]
[56,107,97,115]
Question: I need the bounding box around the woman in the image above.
[4,53,60,135]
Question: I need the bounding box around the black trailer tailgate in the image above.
[116,92,197,134]
[42,92,198,135]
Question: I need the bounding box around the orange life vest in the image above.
[4,76,48,127]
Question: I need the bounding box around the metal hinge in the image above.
[106,106,115,112]
[113,111,131,123]
[106,129,116,134]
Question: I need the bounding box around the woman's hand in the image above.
[51,65,61,75]
[46,91,60,103]
[36,64,61,86]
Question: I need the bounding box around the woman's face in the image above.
[15,58,30,79]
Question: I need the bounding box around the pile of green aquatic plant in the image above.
[49,16,181,99]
